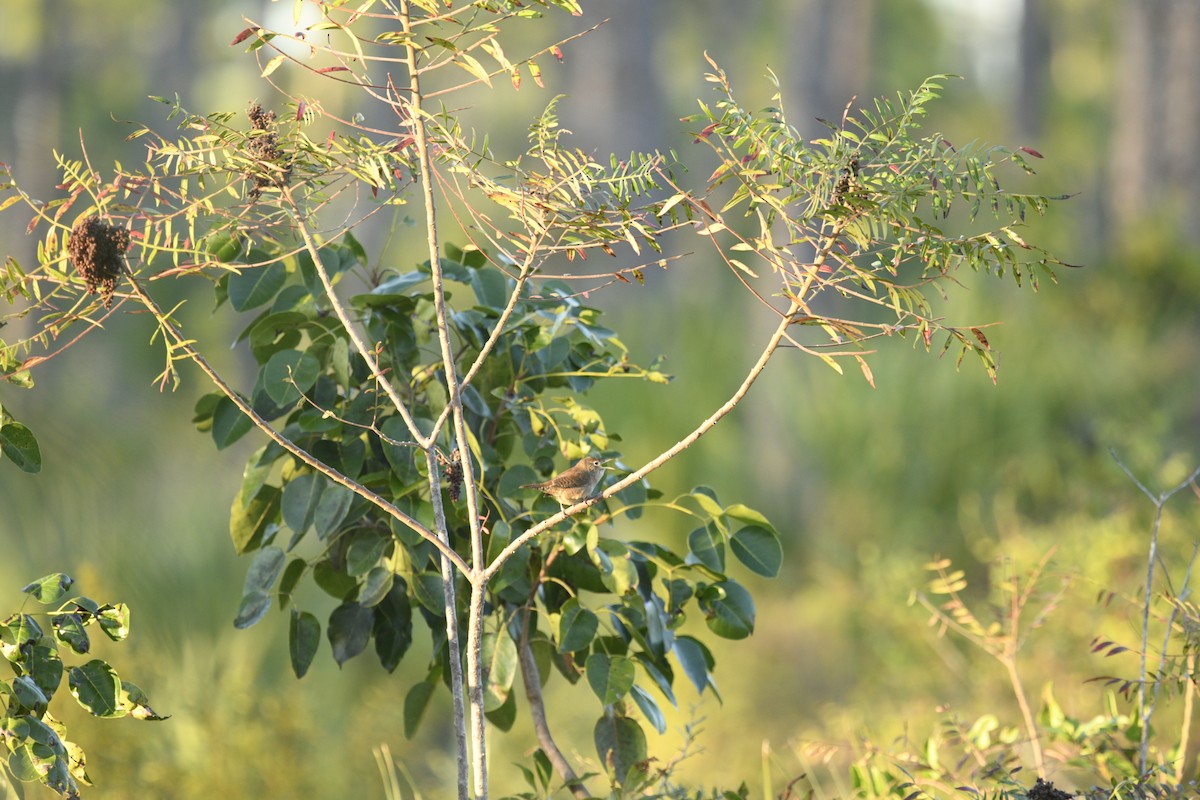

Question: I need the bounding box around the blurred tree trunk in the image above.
[1016,0,1050,139]
[786,0,875,137]
[1109,0,1200,240]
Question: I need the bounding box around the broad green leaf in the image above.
[233,590,272,629]
[282,473,324,536]
[593,713,647,784]
[211,396,253,449]
[22,573,73,604]
[557,598,599,653]
[327,601,373,667]
[51,613,89,655]
[729,525,783,577]
[346,531,391,576]
[630,684,666,734]
[687,525,725,572]
[700,580,755,639]
[243,544,286,595]
[372,584,413,673]
[289,609,320,678]
[22,645,63,700]
[484,686,517,732]
[228,261,286,311]
[0,422,41,473]
[262,350,321,406]
[12,674,49,710]
[230,485,281,553]
[482,628,518,712]
[97,603,130,641]
[690,488,724,519]
[411,571,446,618]
[358,566,394,607]
[68,659,121,717]
[585,653,635,705]
[723,503,779,535]
[1,614,43,659]
[313,561,358,599]
[314,483,352,539]
[672,635,711,695]
[404,679,436,738]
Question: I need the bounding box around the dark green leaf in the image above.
[484,685,517,731]
[673,635,710,695]
[211,396,253,449]
[593,713,647,784]
[22,573,73,604]
[97,603,130,641]
[21,645,63,700]
[282,473,324,536]
[0,422,41,473]
[68,659,121,717]
[313,561,358,599]
[411,571,446,617]
[372,583,413,672]
[262,350,320,406]
[289,609,320,678]
[358,566,394,607]
[12,674,49,710]
[314,483,353,539]
[700,580,756,639]
[243,544,286,594]
[404,679,436,738]
[346,531,391,576]
[278,558,306,606]
[228,261,287,311]
[630,684,666,734]
[327,601,373,666]
[51,613,90,654]
[585,653,635,705]
[729,525,783,577]
[557,598,598,653]
[687,525,725,572]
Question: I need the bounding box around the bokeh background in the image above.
[3,0,1200,796]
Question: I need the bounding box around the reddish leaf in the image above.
[230,27,259,46]
[970,328,989,349]
[295,101,307,121]
[1018,146,1044,158]
[941,139,956,151]
[922,327,932,348]
[693,123,719,143]
[614,273,630,283]
[600,243,616,257]
[551,46,564,62]
[326,131,337,150]
[317,66,351,74]
[510,68,521,91]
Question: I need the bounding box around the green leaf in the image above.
[485,686,517,732]
[482,628,518,712]
[358,566,394,607]
[97,603,130,641]
[630,684,666,734]
[411,571,446,617]
[585,653,635,705]
[211,396,253,449]
[700,580,755,639]
[557,598,599,653]
[730,525,783,577]
[21,645,64,700]
[723,502,779,535]
[262,350,321,406]
[314,483,353,540]
[327,601,373,667]
[230,485,281,554]
[228,261,287,311]
[51,613,90,654]
[372,583,413,672]
[0,422,41,473]
[289,609,320,678]
[282,473,324,536]
[687,525,725,572]
[22,573,74,604]
[68,659,121,717]
[12,674,49,710]
[233,591,272,629]
[346,531,391,576]
[672,635,711,695]
[243,544,286,594]
[593,713,647,784]
[404,679,436,738]
[690,488,724,519]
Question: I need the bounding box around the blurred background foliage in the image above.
[2,0,1200,796]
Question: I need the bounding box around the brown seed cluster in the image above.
[443,450,463,502]
[67,216,129,308]
[1027,778,1072,800]
[246,102,292,199]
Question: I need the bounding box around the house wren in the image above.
[520,457,609,507]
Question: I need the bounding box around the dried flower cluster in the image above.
[67,215,129,308]
[246,102,292,199]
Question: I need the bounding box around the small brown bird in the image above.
[520,456,610,507]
